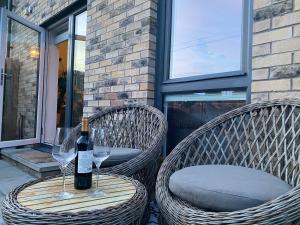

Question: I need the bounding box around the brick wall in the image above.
[252,0,300,102]
[16,0,300,126]
[12,0,77,24]
[9,0,78,137]
[12,0,157,120]
[84,0,157,116]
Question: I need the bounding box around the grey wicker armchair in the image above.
[156,99,300,225]
[68,104,167,199]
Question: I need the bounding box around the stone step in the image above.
[0,147,61,178]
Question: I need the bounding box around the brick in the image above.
[88,101,99,107]
[294,24,300,37]
[272,11,300,28]
[252,53,292,69]
[253,27,292,45]
[252,79,291,92]
[111,100,125,106]
[84,95,94,101]
[132,90,154,98]
[118,92,129,99]
[252,69,269,80]
[253,19,271,33]
[125,84,139,91]
[105,93,118,100]
[126,52,141,61]
[271,64,300,78]
[140,82,154,90]
[253,0,271,10]
[272,37,300,53]
[293,77,300,90]
[98,100,111,107]
[111,85,124,92]
[295,0,300,11]
[111,70,124,78]
[251,93,269,103]
[295,51,300,63]
[253,43,270,57]
[269,91,300,99]
[132,75,151,83]
[254,0,293,22]
[133,42,149,52]
[125,68,140,77]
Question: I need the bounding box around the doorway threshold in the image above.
[0,147,60,178]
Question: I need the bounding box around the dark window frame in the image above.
[155,0,253,109]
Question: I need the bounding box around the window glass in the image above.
[164,91,246,155]
[170,0,243,79]
[0,0,10,9]
[72,11,87,126]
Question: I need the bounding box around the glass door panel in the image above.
[0,9,45,147]
[56,40,68,128]
[72,11,86,126]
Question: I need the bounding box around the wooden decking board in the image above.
[17,175,136,213]
[18,185,135,206]
[21,180,129,194]
[25,175,119,190]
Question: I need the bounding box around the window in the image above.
[72,11,87,126]
[156,0,252,156]
[170,0,243,79]
[164,91,246,155]
[0,0,10,9]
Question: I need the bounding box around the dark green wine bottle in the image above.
[74,117,92,189]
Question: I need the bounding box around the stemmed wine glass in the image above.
[90,128,111,197]
[52,127,77,200]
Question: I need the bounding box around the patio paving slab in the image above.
[0,160,12,169]
[1,148,60,178]
[0,160,35,196]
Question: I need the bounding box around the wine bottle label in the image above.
[78,150,93,173]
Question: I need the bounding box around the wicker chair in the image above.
[67,104,167,198]
[156,99,300,225]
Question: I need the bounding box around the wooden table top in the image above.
[17,175,136,213]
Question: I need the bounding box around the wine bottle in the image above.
[74,117,92,189]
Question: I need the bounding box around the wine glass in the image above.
[90,128,111,197]
[52,127,77,200]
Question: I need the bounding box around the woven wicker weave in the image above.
[67,104,167,199]
[156,99,300,225]
[2,174,147,225]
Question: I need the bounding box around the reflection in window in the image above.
[0,0,10,9]
[72,11,87,126]
[164,91,246,155]
[170,0,243,79]
[56,41,68,127]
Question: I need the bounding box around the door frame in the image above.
[0,8,46,148]
[41,6,86,144]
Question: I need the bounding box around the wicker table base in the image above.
[2,174,147,225]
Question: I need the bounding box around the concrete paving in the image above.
[0,159,159,224]
[0,160,36,225]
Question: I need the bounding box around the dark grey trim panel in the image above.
[161,76,250,93]
[64,14,75,128]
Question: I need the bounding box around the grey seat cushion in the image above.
[102,147,142,167]
[169,165,292,212]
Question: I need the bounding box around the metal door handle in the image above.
[0,69,12,85]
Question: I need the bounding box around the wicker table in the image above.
[2,174,147,225]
